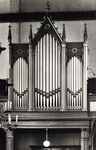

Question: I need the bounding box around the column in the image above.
[6,130,14,150]
[81,128,89,150]
[82,43,88,111]
[61,43,66,111]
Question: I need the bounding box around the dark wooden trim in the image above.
[11,111,89,121]
[29,145,81,148]
[0,11,96,22]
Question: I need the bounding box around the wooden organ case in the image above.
[8,14,89,111]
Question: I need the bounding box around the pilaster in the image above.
[81,128,89,150]
[82,42,88,111]
[61,43,66,111]
[82,23,88,111]
[61,24,66,111]
[6,130,14,150]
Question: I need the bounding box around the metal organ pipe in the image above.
[25,60,28,108]
[43,35,46,108]
[39,38,43,108]
[37,42,40,108]
[77,58,79,107]
[19,58,21,107]
[73,56,75,107]
[13,62,16,109]
[46,34,49,108]
[78,58,80,107]
[75,57,78,107]
[49,34,53,108]
[67,63,68,107]
[69,60,71,107]
[35,33,61,110]
[71,57,73,107]
[22,58,24,108]
[67,55,83,110]
[52,37,56,109]
[35,45,37,108]
[17,59,19,108]
[13,57,28,110]
[58,44,60,108]
[80,59,82,107]
[68,59,71,108]
[55,40,58,108]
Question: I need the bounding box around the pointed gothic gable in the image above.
[33,16,62,46]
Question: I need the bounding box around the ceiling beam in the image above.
[0,11,96,22]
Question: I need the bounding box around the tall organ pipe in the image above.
[39,38,43,108]
[35,45,37,108]
[49,34,53,108]
[58,44,60,108]
[46,34,49,108]
[55,40,58,108]
[43,36,46,108]
[37,42,40,108]
[52,37,56,108]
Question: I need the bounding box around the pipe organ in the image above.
[66,45,83,110]
[35,33,61,110]
[8,13,88,111]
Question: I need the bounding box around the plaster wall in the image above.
[1,0,96,13]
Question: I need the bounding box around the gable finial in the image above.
[29,25,33,44]
[45,1,51,16]
[62,24,66,43]
[84,23,88,42]
[8,25,12,44]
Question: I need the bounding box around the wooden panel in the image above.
[14,129,81,150]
